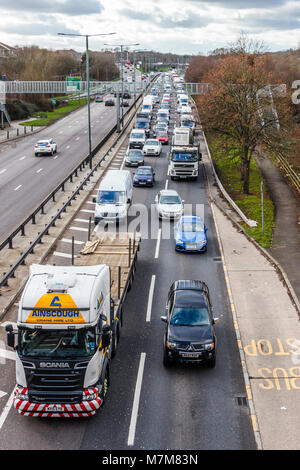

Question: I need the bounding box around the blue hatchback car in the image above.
[174,215,208,252]
[133,166,155,187]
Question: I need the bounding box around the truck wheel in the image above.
[163,348,172,367]
[111,321,120,358]
[99,368,109,404]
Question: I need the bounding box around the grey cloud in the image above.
[187,0,288,9]
[119,8,210,29]
[1,22,80,36]
[0,0,103,16]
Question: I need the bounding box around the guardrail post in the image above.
[72,236,75,265]
[128,238,131,267]
[88,217,92,241]
[118,266,121,300]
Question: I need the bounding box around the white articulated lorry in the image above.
[6,231,140,418]
[168,127,201,181]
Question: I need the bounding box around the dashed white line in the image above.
[146,275,156,322]
[19,156,26,161]
[74,218,91,224]
[36,168,43,174]
[165,179,169,190]
[127,352,146,447]
[53,252,73,259]
[14,185,22,191]
[61,238,84,245]
[70,226,89,232]
[154,229,162,259]
[0,169,7,175]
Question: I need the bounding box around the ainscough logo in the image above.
[26,294,85,324]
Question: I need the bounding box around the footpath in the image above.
[200,128,300,450]
[0,119,44,143]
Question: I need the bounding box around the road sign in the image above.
[66,76,82,93]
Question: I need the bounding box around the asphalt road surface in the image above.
[0,77,257,450]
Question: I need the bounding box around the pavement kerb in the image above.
[0,124,45,144]
[201,131,300,451]
[209,201,263,450]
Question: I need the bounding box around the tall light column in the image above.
[58,32,116,169]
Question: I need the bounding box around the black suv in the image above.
[161,280,218,367]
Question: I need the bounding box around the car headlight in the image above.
[166,340,178,349]
[176,239,184,245]
[204,342,215,351]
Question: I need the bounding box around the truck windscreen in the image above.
[171,152,198,162]
[18,327,97,358]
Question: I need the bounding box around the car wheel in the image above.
[35,153,38,157]
[51,149,54,156]
[163,348,172,367]
[207,353,216,368]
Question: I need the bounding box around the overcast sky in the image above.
[0,0,299,55]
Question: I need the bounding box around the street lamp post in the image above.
[104,43,139,131]
[58,32,116,169]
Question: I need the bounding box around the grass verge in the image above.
[19,98,88,127]
[207,134,274,248]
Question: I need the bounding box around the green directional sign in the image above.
[66,76,82,92]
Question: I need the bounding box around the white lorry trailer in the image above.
[168,127,201,181]
[6,231,140,418]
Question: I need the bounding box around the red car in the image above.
[156,131,169,144]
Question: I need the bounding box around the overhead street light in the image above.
[104,43,140,131]
[58,32,116,169]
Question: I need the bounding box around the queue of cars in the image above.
[155,72,218,368]
[37,71,218,370]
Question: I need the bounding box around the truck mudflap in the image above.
[13,386,102,417]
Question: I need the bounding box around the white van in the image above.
[94,170,133,224]
[129,129,146,149]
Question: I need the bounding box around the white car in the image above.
[143,138,162,156]
[155,189,184,220]
[34,138,57,156]
[177,105,192,115]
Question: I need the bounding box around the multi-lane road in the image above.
[0,74,258,450]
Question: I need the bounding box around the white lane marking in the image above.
[61,238,84,245]
[76,137,80,141]
[36,168,43,173]
[74,218,91,224]
[19,156,26,161]
[70,226,88,232]
[0,169,7,175]
[1,322,18,330]
[127,353,146,447]
[53,155,58,160]
[0,348,16,361]
[154,229,162,259]
[14,185,22,191]
[0,386,17,431]
[53,252,73,259]
[146,275,156,323]
[80,209,94,214]
[165,179,169,190]
[66,145,70,149]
